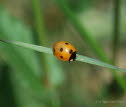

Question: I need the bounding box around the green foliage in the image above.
[0,6,64,107]
[68,0,91,12]
[0,0,126,106]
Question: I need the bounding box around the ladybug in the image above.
[53,41,77,62]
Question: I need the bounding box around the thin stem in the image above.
[31,0,47,45]
[31,1,61,106]
[112,0,120,63]
[31,0,49,73]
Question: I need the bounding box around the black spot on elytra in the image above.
[65,42,69,45]
[69,49,73,54]
[60,56,63,59]
[60,48,63,52]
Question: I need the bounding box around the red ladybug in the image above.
[53,41,77,62]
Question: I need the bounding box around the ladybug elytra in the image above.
[53,41,77,62]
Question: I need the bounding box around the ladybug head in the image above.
[69,51,77,63]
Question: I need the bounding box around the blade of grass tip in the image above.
[0,40,126,73]
[77,55,126,72]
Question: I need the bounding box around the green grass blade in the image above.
[0,40,52,54]
[31,0,47,45]
[112,0,120,63]
[77,55,126,72]
[1,40,126,72]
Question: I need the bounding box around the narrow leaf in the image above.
[0,40,126,72]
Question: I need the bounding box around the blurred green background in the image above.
[0,0,126,107]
